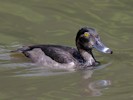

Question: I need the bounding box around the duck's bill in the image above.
[93,39,113,54]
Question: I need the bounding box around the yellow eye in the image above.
[84,32,90,37]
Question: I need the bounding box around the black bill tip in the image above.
[110,50,113,54]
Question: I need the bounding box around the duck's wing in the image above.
[13,45,80,64]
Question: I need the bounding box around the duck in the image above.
[12,27,113,70]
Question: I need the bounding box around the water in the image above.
[0,0,133,100]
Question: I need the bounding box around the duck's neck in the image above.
[78,49,95,66]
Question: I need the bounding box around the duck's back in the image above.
[19,45,83,64]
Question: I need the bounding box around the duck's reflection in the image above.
[81,63,112,96]
[88,80,111,96]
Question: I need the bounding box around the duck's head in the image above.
[76,27,113,54]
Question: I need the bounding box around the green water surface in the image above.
[0,0,133,100]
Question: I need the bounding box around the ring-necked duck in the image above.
[12,27,113,70]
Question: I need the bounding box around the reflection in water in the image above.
[14,67,74,77]
[88,80,111,96]
[81,62,112,96]
[83,62,112,79]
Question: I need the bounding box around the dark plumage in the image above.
[12,27,113,70]
[22,45,83,63]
